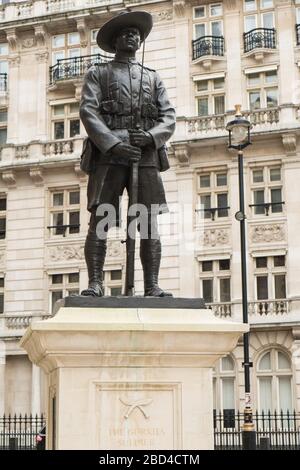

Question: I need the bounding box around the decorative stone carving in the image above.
[49,245,84,262]
[120,398,153,420]
[282,133,297,155]
[74,162,86,180]
[251,224,285,243]
[22,38,36,49]
[35,51,49,63]
[5,28,18,52]
[34,25,47,47]
[8,54,21,68]
[2,170,16,186]
[76,18,88,48]
[173,143,190,165]
[173,0,185,16]
[29,167,44,185]
[107,240,123,258]
[15,145,29,159]
[202,229,229,247]
[74,80,83,101]
[155,10,173,22]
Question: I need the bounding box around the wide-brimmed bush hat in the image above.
[97,11,153,53]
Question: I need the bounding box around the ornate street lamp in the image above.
[226,105,256,450]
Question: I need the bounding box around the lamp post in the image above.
[226,105,256,450]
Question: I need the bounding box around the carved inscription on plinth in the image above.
[94,382,182,450]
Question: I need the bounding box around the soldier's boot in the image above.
[81,234,106,297]
[140,238,173,297]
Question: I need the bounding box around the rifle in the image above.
[124,41,146,297]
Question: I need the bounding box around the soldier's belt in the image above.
[108,115,154,130]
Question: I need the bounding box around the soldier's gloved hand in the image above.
[111,142,141,162]
[129,129,153,148]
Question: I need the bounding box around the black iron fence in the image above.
[243,28,276,53]
[192,35,224,60]
[296,24,300,46]
[0,414,45,450]
[1,411,299,450]
[214,410,300,450]
[49,53,113,85]
[0,73,7,92]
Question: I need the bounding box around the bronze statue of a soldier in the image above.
[80,11,176,297]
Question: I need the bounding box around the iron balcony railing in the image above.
[0,414,45,450]
[244,28,276,53]
[0,73,7,92]
[49,53,112,85]
[296,24,300,46]
[192,35,224,60]
[214,410,300,450]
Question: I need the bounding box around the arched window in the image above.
[257,349,293,412]
[213,355,236,411]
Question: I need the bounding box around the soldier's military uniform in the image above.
[80,57,175,215]
[79,11,176,297]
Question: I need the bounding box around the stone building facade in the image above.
[0,0,300,418]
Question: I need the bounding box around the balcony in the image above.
[243,28,276,57]
[0,73,7,92]
[3,313,52,332]
[49,53,112,86]
[205,298,292,322]
[207,302,232,318]
[296,24,300,46]
[248,299,290,316]
[176,107,281,141]
[192,36,225,64]
[0,0,121,23]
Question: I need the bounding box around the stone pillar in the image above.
[175,165,196,297]
[283,158,300,302]
[173,10,191,116]
[276,0,297,125]
[35,51,49,141]
[21,298,248,450]
[31,363,41,416]
[0,340,5,416]
[224,6,243,110]
[7,55,20,144]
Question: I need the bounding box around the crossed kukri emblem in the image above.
[120,398,153,419]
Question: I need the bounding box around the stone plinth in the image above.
[20,298,248,450]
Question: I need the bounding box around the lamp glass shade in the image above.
[231,125,248,146]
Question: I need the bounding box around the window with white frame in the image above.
[90,29,112,58]
[51,32,80,65]
[0,42,8,76]
[247,70,278,110]
[48,188,80,236]
[257,349,293,412]
[297,5,300,25]
[244,0,275,32]
[103,269,123,296]
[0,109,7,145]
[51,102,80,140]
[250,166,283,215]
[0,194,6,240]
[195,77,225,116]
[199,259,231,304]
[49,272,79,313]
[213,355,236,426]
[197,170,229,220]
[254,255,287,300]
[193,3,223,39]
[0,276,4,314]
